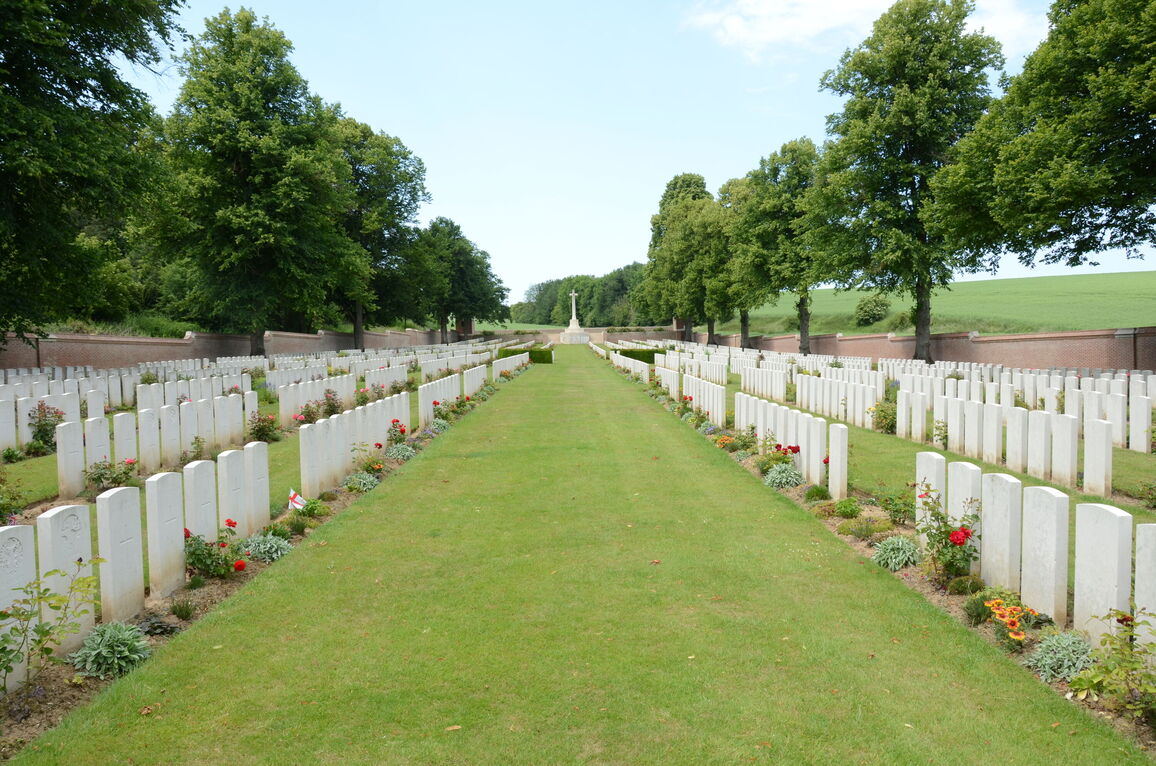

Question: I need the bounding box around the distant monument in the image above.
[559,289,590,344]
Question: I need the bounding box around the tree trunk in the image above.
[353,301,365,351]
[249,329,265,356]
[797,290,811,356]
[680,317,693,342]
[739,309,750,349]
[913,275,933,363]
[706,317,716,346]
[439,317,449,345]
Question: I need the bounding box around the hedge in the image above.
[497,348,554,364]
[614,349,656,364]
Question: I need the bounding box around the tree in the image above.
[640,174,713,339]
[929,0,1156,267]
[726,138,822,352]
[0,1,182,344]
[412,218,508,342]
[806,0,1002,361]
[155,9,366,354]
[335,117,429,348]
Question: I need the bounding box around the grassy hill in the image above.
[712,270,1156,337]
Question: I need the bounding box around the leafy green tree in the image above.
[640,174,713,339]
[153,9,366,353]
[0,1,182,344]
[335,117,429,348]
[929,0,1156,266]
[412,218,508,342]
[726,138,822,352]
[805,0,1002,361]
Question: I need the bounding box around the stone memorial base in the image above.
[560,330,590,344]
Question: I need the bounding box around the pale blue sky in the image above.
[125,0,1152,302]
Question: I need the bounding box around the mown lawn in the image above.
[12,346,1148,765]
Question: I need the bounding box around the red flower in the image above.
[433,400,440,406]
[687,396,693,401]
[948,530,968,546]
[234,560,246,572]
[918,492,930,499]
[225,518,237,528]
[400,426,406,434]
[183,528,191,539]
[391,418,400,424]
[790,445,801,454]
[465,396,470,401]
[1118,614,1135,626]
[374,442,383,449]
[219,542,228,548]
[822,457,829,465]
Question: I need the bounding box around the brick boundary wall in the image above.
[0,328,450,369]
[3,325,1152,371]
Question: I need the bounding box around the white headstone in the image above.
[1073,503,1132,645]
[245,441,271,533]
[946,461,982,525]
[980,473,1022,590]
[1130,396,1152,453]
[112,411,137,464]
[159,404,181,467]
[1026,410,1052,480]
[1050,414,1079,487]
[35,505,94,653]
[145,473,185,599]
[96,486,145,623]
[182,460,218,540]
[1136,524,1156,646]
[55,420,86,498]
[1083,419,1114,497]
[83,416,110,473]
[827,424,848,501]
[1020,486,1069,626]
[0,525,37,689]
[216,450,247,536]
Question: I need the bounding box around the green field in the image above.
[712,270,1156,337]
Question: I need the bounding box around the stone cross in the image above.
[569,290,578,323]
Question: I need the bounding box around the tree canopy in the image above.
[929,0,1156,267]
[410,217,508,342]
[0,0,183,344]
[805,0,1002,361]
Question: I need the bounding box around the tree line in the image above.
[638,0,1151,362]
[508,263,666,328]
[0,6,509,354]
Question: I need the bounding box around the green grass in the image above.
[711,270,1156,337]
[12,347,1149,765]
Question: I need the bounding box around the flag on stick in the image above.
[288,489,306,510]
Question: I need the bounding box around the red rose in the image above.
[219,542,228,548]
[225,518,237,528]
[234,560,246,572]
[949,530,967,546]
[374,442,383,449]
[183,528,191,539]
[433,400,440,406]
[465,396,470,401]
[822,457,829,465]
[391,419,399,424]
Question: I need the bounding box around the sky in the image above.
[124,0,1153,303]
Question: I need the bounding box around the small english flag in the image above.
[288,489,306,510]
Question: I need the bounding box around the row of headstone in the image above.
[588,342,607,359]
[54,392,256,497]
[655,366,680,399]
[135,374,251,412]
[914,451,1152,646]
[0,441,269,687]
[274,375,356,428]
[608,352,649,382]
[735,391,848,499]
[299,394,409,497]
[795,373,882,430]
[682,374,726,428]
[493,353,531,381]
[463,365,488,397]
[363,365,408,392]
[418,374,461,427]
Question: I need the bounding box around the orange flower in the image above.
[1007,630,1026,641]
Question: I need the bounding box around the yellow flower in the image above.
[1008,630,1026,641]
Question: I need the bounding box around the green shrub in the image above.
[70,622,151,679]
[297,499,327,518]
[429,418,451,434]
[319,491,339,502]
[138,372,160,385]
[1136,481,1156,510]
[186,575,205,590]
[2,448,24,464]
[854,294,891,326]
[385,444,417,462]
[264,521,291,540]
[836,517,893,540]
[870,400,897,434]
[246,412,281,443]
[28,401,65,450]
[763,464,805,489]
[734,450,754,462]
[83,458,138,497]
[1070,609,1156,723]
[871,536,921,571]
[946,575,986,595]
[875,488,915,525]
[1024,631,1094,683]
[242,533,293,563]
[804,485,832,502]
[343,472,380,493]
[287,516,310,536]
[170,599,195,620]
[833,498,861,519]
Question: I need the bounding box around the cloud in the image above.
[686,0,1050,66]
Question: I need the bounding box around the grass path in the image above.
[12,347,1149,764]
